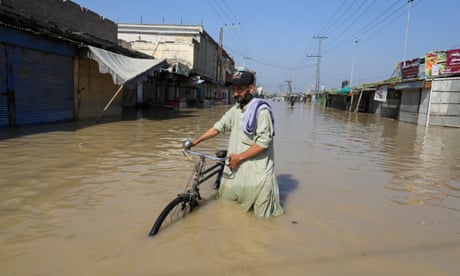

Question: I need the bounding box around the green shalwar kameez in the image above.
[213,103,284,218]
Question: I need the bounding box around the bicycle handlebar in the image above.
[182,139,227,162]
[183,149,227,162]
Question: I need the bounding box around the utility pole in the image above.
[403,0,414,66]
[307,35,327,94]
[216,27,223,84]
[285,80,292,94]
[217,24,240,84]
[243,56,252,68]
[286,80,294,105]
[350,39,359,88]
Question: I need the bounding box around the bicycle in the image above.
[148,139,227,236]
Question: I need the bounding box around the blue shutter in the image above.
[12,46,74,126]
[0,44,8,128]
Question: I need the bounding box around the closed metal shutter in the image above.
[399,89,420,124]
[12,46,74,126]
[0,44,7,128]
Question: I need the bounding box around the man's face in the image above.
[232,84,254,106]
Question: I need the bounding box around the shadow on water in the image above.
[0,107,200,141]
[277,174,299,206]
[122,107,200,121]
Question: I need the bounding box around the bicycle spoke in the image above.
[153,199,194,234]
[168,201,191,222]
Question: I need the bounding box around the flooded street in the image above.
[0,101,459,275]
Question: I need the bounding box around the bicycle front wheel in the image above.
[149,196,193,236]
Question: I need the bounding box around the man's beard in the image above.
[236,92,253,107]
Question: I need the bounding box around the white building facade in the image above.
[118,24,235,107]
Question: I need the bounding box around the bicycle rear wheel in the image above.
[149,195,194,236]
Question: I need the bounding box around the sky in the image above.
[72,0,460,94]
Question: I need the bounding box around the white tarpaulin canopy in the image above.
[87,45,165,85]
[88,46,166,121]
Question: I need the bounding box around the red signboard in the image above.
[444,48,460,75]
[401,58,420,80]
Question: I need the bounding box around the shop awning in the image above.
[88,46,166,121]
[87,45,166,85]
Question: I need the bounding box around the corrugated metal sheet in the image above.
[0,25,76,128]
[0,44,8,128]
[380,89,401,119]
[399,89,421,124]
[381,98,400,119]
[12,46,74,126]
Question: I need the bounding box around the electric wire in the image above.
[325,0,370,38]
[337,1,403,51]
[207,0,251,67]
[221,0,251,56]
[207,0,427,91]
[225,46,314,70]
[324,0,377,51]
[319,0,349,35]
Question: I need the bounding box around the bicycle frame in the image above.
[148,144,227,236]
[183,149,227,195]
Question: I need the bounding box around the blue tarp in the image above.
[336,87,352,94]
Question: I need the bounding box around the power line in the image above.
[323,0,407,54]
[304,0,354,63]
[221,0,240,24]
[320,0,349,34]
[322,0,356,35]
[211,0,234,24]
[226,46,312,70]
[353,0,403,39]
[326,0,370,38]
[206,0,226,25]
[324,0,376,50]
[358,3,411,46]
[220,0,250,56]
[207,0,251,66]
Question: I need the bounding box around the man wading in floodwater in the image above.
[188,71,283,218]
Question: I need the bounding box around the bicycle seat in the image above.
[216,150,227,158]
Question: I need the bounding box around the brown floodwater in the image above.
[0,101,459,275]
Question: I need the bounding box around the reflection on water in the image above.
[379,123,460,211]
[0,102,459,275]
[277,103,460,211]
